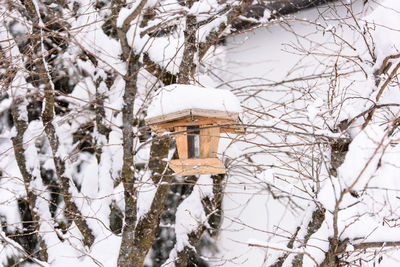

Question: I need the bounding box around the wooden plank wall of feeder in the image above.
[199,126,220,158]
[174,126,188,159]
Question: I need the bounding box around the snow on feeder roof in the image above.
[145,84,245,176]
[146,84,242,119]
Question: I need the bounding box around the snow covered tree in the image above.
[0,0,253,266]
[2,0,400,266]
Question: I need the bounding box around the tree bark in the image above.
[11,101,48,261]
[21,0,95,248]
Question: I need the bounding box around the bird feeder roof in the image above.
[145,84,242,126]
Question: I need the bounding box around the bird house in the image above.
[145,84,244,176]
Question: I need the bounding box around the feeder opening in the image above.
[187,126,200,158]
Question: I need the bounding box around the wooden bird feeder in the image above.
[145,84,244,176]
